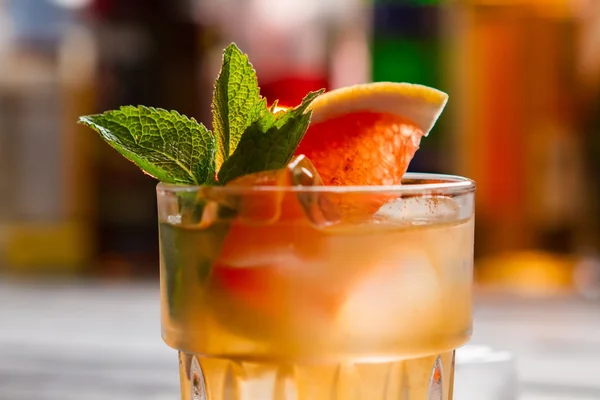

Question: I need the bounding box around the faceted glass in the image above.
[157,173,475,400]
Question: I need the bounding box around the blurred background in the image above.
[0,0,600,399]
[1,0,599,297]
[0,0,600,295]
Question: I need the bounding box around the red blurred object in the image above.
[260,75,329,108]
[91,0,114,16]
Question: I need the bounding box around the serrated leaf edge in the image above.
[78,105,214,185]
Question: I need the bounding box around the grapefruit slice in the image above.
[296,82,448,186]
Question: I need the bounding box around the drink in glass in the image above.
[157,169,475,400]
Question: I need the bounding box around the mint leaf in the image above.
[212,43,266,171]
[217,89,324,184]
[79,106,216,185]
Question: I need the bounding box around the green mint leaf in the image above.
[79,106,216,185]
[212,43,266,171]
[217,89,324,184]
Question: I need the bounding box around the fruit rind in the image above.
[308,82,448,136]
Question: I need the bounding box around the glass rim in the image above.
[157,173,475,196]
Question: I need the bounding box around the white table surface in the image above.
[1,280,599,400]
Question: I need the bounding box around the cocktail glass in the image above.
[157,172,475,400]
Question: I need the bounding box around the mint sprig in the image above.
[78,43,324,186]
[79,106,216,185]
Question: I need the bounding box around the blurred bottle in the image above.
[574,0,600,299]
[89,0,205,278]
[370,0,451,173]
[328,0,371,89]
[0,0,96,275]
[578,0,600,250]
[448,0,586,295]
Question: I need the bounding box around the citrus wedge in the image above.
[296,82,448,186]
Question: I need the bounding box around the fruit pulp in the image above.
[159,205,474,399]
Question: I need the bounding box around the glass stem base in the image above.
[178,351,455,400]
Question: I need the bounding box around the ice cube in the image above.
[215,156,338,269]
[336,249,442,339]
[288,156,342,228]
[203,155,341,227]
[375,196,459,224]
